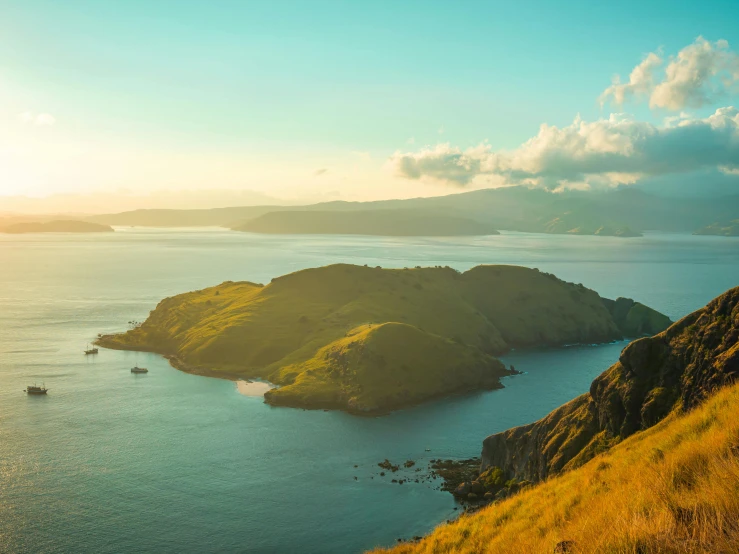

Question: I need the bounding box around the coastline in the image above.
[96,332,513,415]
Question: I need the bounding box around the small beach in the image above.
[236,379,276,397]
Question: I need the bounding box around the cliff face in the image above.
[481,286,739,482]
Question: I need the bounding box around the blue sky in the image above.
[1,0,738,206]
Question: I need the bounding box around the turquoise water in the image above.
[0,229,737,553]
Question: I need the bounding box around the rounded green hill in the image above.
[98,264,671,414]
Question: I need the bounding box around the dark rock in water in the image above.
[470,481,485,495]
[482,287,739,484]
[378,459,400,472]
[431,458,481,495]
[508,364,522,375]
[403,459,415,468]
[454,482,471,497]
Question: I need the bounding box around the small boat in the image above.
[25,383,48,395]
[131,366,148,374]
[84,344,99,355]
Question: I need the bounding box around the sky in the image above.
[1,0,738,211]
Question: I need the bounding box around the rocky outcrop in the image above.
[482,286,739,482]
[601,296,673,337]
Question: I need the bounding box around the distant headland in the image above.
[1,220,114,234]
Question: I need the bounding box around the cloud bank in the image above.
[390,38,739,191]
[389,107,739,189]
[600,37,739,111]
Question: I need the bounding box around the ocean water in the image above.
[0,229,736,554]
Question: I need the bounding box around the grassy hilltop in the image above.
[375,286,739,554]
[98,264,669,414]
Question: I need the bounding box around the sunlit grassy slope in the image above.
[98,264,669,413]
[374,379,739,554]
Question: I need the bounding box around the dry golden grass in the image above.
[373,381,739,554]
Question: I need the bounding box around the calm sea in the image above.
[0,229,736,553]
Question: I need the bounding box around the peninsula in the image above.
[97,264,670,414]
[1,220,114,234]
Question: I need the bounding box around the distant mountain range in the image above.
[233,210,500,236]
[82,186,739,237]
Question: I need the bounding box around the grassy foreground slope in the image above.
[98,264,669,414]
[375,380,739,554]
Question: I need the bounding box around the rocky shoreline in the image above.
[371,456,531,509]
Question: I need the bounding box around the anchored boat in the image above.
[25,384,48,395]
[131,366,148,374]
[84,344,99,355]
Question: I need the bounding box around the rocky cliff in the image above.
[481,286,739,482]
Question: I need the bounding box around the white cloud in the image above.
[600,52,663,107]
[18,112,56,126]
[600,37,739,111]
[389,107,739,188]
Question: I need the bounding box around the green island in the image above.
[0,220,114,234]
[375,286,739,554]
[98,264,670,414]
[232,209,500,236]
